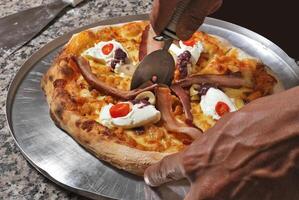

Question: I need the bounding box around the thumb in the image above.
[144,152,185,187]
[150,0,180,35]
[176,0,223,40]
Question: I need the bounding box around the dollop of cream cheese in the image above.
[98,103,114,128]
[82,40,128,64]
[200,88,237,120]
[98,102,161,129]
[169,40,204,65]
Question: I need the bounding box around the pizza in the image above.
[41,20,281,175]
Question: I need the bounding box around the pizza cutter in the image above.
[130,0,191,90]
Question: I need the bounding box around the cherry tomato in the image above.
[183,38,196,47]
[109,103,131,118]
[215,101,230,117]
[102,43,114,55]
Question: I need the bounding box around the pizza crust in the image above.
[41,20,280,176]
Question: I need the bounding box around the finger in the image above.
[184,188,194,200]
[184,186,210,200]
[150,0,180,35]
[208,0,223,15]
[176,0,222,40]
[186,168,229,200]
[144,152,185,187]
[183,183,211,200]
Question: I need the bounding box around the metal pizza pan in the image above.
[6,14,299,200]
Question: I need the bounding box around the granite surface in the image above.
[1,1,299,200]
[0,0,152,199]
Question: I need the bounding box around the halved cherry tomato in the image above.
[183,38,196,47]
[102,43,114,55]
[109,103,131,118]
[215,101,230,117]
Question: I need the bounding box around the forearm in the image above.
[183,86,299,199]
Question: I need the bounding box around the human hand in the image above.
[150,0,223,40]
[144,87,299,200]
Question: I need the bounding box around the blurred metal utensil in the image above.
[0,0,84,55]
[130,39,175,89]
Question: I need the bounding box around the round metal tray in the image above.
[6,14,299,200]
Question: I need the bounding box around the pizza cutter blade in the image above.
[130,0,190,90]
[130,39,175,89]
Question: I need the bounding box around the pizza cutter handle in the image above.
[155,0,191,41]
[62,0,84,7]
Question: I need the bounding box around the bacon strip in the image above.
[177,74,251,88]
[139,25,164,61]
[170,84,193,125]
[156,87,202,140]
[72,56,157,100]
[139,25,150,61]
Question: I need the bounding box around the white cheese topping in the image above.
[200,88,237,120]
[179,41,203,65]
[98,103,114,128]
[98,102,161,129]
[169,41,204,65]
[169,43,182,58]
[82,40,127,64]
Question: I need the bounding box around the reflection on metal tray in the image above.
[6,14,299,200]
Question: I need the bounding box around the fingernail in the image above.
[144,175,154,186]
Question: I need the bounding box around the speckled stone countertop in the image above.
[0,0,151,199]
